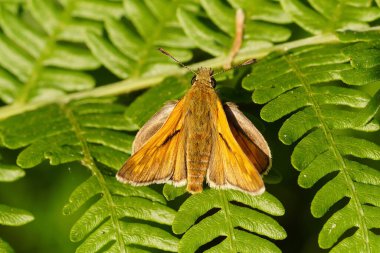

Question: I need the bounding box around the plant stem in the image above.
[0,33,339,120]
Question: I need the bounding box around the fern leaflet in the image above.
[0,157,34,253]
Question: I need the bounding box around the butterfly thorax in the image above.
[193,68,214,88]
[183,75,218,193]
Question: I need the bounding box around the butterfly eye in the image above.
[191,76,196,85]
[211,77,216,88]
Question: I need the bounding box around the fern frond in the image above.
[86,0,195,79]
[178,0,292,56]
[243,37,380,251]
[64,175,178,252]
[280,0,380,34]
[0,98,132,168]
[0,155,34,253]
[0,98,179,252]
[0,0,108,104]
[172,189,286,252]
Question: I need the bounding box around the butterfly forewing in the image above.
[116,99,186,185]
[132,101,178,153]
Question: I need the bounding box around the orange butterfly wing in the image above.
[116,99,186,186]
[132,101,178,154]
[207,100,265,195]
[224,102,271,175]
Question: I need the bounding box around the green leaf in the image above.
[173,189,286,252]
[0,97,178,252]
[0,0,103,104]
[61,0,125,21]
[0,151,32,251]
[0,99,134,169]
[229,0,292,24]
[163,184,187,201]
[178,0,291,56]
[0,163,24,182]
[0,204,34,226]
[86,0,195,79]
[280,0,380,34]
[64,176,178,252]
[0,238,14,253]
[243,36,380,251]
[337,29,380,42]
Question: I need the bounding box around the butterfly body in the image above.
[117,67,271,195]
[183,68,218,193]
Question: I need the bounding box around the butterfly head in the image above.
[191,67,216,88]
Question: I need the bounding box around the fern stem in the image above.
[0,33,339,120]
[284,55,370,251]
[61,104,127,253]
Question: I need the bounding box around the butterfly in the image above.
[116,49,271,195]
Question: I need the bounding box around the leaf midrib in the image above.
[131,1,184,77]
[61,103,127,253]
[15,1,75,104]
[284,54,370,251]
[220,191,236,252]
[131,15,164,78]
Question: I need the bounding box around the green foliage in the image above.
[0,153,34,252]
[86,0,196,78]
[63,175,178,252]
[0,239,14,253]
[172,189,286,253]
[280,0,380,34]
[0,0,379,252]
[0,163,24,182]
[0,0,106,104]
[178,0,292,56]
[243,37,380,251]
[0,203,33,227]
[0,98,179,252]
[0,98,133,168]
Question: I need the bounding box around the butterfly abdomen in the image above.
[186,134,212,193]
[184,85,217,193]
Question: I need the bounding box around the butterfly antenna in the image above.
[158,48,197,75]
[212,58,257,77]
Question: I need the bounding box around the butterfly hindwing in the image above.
[223,102,271,174]
[207,100,265,195]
